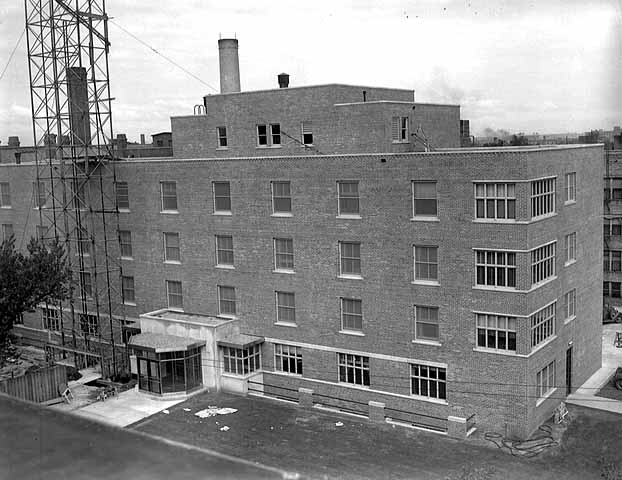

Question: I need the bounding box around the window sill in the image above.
[123,302,137,307]
[531,335,557,355]
[120,256,133,261]
[213,211,232,216]
[529,212,557,223]
[256,145,282,149]
[411,216,440,222]
[409,395,448,406]
[412,339,441,347]
[217,313,237,320]
[0,206,12,209]
[412,280,440,287]
[392,140,409,144]
[274,321,297,328]
[215,264,235,270]
[472,218,522,224]
[160,210,179,215]
[164,260,181,265]
[339,329,365,337]
[527,276,557,292]
[338,274,363,280]
[271,212,293,218]
[337,381,370,390]
[336,214,362,220]
[472,285,518,293]
[564,259,576,267]
[564,315,576,325]
[168,307,184,313]
[273,269,295,275]
[216,147,229,151]
[473,347,526,357]
[117,208,130,213]
[536,387,557,407]
[564,200,576,206]
[271,370,302,377]
[222,371,261,380]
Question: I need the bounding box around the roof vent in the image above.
[278,73,289,89]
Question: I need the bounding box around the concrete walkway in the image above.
[567,323,622,413]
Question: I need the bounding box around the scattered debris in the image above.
[335,422,344,427]
[162,409,169,414]
[270,426,274,430]
[183,408,191,412]
[220,426,230,431]
[194,406,238,418]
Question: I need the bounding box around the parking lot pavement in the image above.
[131,390,622,480]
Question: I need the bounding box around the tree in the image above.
[0,236,71,359]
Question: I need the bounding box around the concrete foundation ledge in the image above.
[298,387,314,408]
[368,400,385,423]
[447,415,468,439]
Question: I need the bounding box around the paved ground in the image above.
[132,391,622,480]
[0,394,285,480]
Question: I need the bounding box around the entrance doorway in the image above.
[566,346,573,395]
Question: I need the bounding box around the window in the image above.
[0,182,11,207]
[339,242,361,276]
[536,361,556,400]
[218,285,236,316]
[33,181,46,208]
[80,271,92,297]
[565,232,576,264]
[391,116,409,142]
[80,313,98,336]
[531,178,555,218]
[475,183,516,220]
[531,303,556,348]
[216,235,234,266]
[605,281,622,298]
[605,218,622,237]
[301,122,313,145]
[414,246,438,282]
[77,227,90,256]
[115,181,129,210]
[42,307,61,331]
[604,250,622,272]
[2,224,13,242]
[257,124,280,147]
[217,126,227,148]
[475,250,517,288]
[163,232,181,262]
[274,344,302,375]
[213,181,231,213]
[166,280,183,310]
[411,364,446,400]
[337,181,360,216]
[531,243,556,285]
[274,238,294,271]
[222,345,261,375]
[414,305,439,341]
[119,230,132,258]
[122,276,135,304]
[413,181,438,217]
[276,291,296,324]
[338,353,370,386]
[271,181,291,214]
[564,289,576,320]
[607,178,622,201]
[340,298,363,332]
[160,181,178,211]
[476,314,517,351]
[565,172,576,203]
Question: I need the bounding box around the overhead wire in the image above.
[0,28,25,82]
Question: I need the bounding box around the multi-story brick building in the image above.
[0,39,603,439]
[603,149,622,307]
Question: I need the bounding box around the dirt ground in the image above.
[0,345,48,381]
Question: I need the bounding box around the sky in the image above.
[0,0,620,144]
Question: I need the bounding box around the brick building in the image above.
[0,39,603,439]
[603,150,622,307]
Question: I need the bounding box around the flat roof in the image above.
[202,83,414,99]
[217,333,264,349]
[140,308,233,327]
[129,332,203,353]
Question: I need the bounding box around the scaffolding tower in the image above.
[24,0,125,377]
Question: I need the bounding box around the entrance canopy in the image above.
[129,333,204,353]
[217,333,264,350]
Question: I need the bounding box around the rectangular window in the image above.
[612,282,622,298]
[166,280,183,310]
[0,182,11,207]
[79,314,98,336]
[341,298,363,332]
[414,246,439,282]
[301,122,313,145]
[163,232,181,262]
[565,172,576,203]
[2,224,13,242]
[415,305,439,341]
[213,181,231,213]
[122,276,135,304]
[271,124,281,145]
[216,235,234,266]
[476,314,517,351]
[475,250,517,288]
[531,242,556,285]
[33,181,46,208]
[604,218,622,237]
[413,181,438,217]
[411,364,446,400]
[475,183,516,220]
[565,232,576,264]
[119,230,132,258]
[222,345,261,375]
[271,181,291,214]
[274,344,302,375]
[274,238,294,271]
[610,178,622,201]
[536,361,556,400]
[218,285,236,316]
[160,181,178,211]
[339,241,361,276]
[604,250,622,272]
[42,307,61,331]
[391,116,409,142]
[217,126,228,148]
[257,124,280,146]
[257,124,268,146]
[80,271,92,297]
[338,353,370,386]
[337,181,360,216]
[531,303,556,348]
[115,181,129,210]
[564,289,576,319]
[531,178,556,218]
[276,291,296,324]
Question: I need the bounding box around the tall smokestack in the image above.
[67,67,91,146]
[218,38,241,94]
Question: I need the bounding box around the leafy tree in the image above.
[0,236,71,359]
[510,134,528,146]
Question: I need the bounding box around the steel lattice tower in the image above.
[24,0,125,376]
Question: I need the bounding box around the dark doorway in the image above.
[566,346,573,395]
